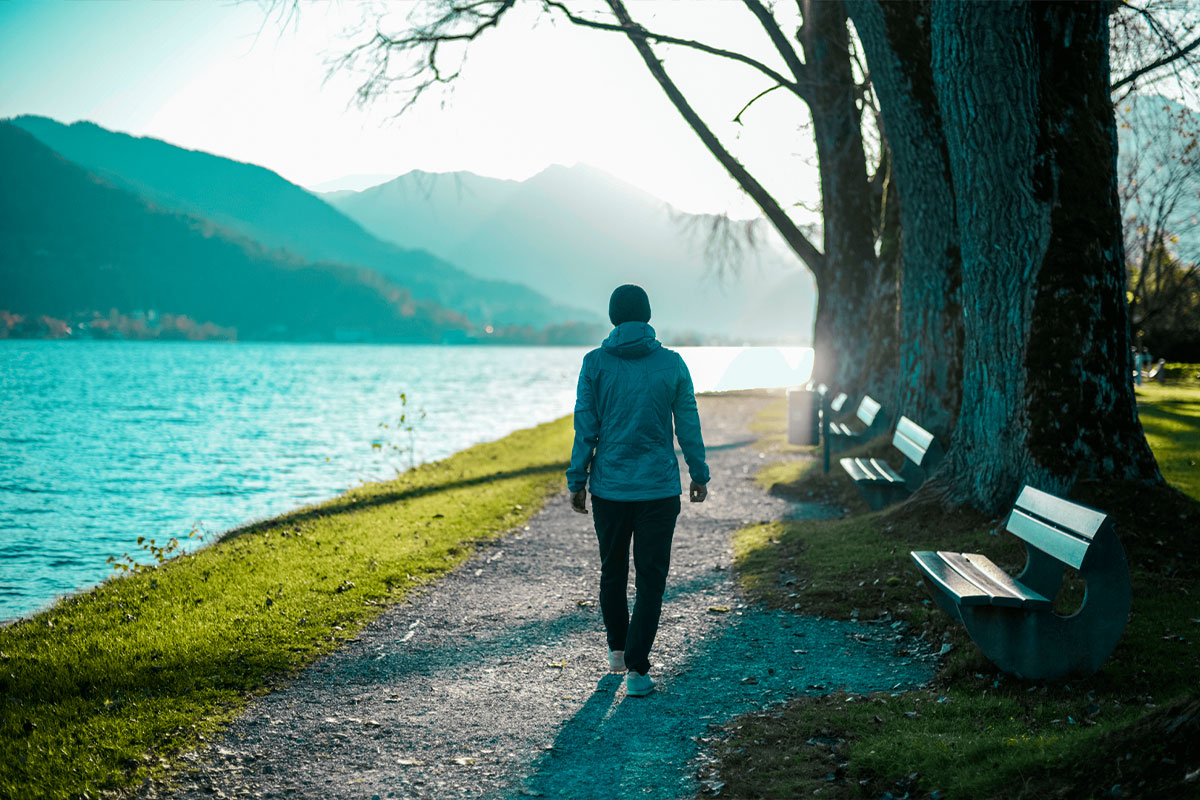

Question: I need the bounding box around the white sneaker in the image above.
[608,650,625,672]
[625,671,655,697]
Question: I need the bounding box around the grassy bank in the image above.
[0,416,574,799]
[719,385,1200,798]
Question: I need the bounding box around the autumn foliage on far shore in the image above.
[0,309,236,341]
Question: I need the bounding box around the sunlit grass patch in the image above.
[753,459,815,492]
[0,416,574,800]
[1137,382,1200,500]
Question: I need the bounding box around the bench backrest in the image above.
[1005,485,1108,570]
[892,416,939,468]
[856,395,882,427]
[830,392,848,413]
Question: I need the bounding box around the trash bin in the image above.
[786,388,819,446]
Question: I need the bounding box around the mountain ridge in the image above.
[324,164,816,343]
[0,122,480,342]
[7,116,594,328]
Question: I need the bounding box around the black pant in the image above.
[591,494,681,675]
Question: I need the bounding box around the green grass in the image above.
[720,388,1200,798]
[1136,382,1200,499]
[0,416,574,800]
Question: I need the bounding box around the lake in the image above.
[0,340,812,622]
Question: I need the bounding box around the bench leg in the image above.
[828,434,858,455]
[855,483,911,511]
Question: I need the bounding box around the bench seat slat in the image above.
[1007,508,1090,569]
[839,457,903,485]
[938,551,1052,610]
[911,551,992,606]
[829,421,855,438]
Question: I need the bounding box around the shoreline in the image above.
[0,345,813,624]
[0,412,578,799]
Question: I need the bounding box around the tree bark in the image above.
[929,0,1160,513]
[797,0,890,396]
[846,0,962,439]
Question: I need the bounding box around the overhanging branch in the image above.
[1112,32,1200,91]
[733,84,787,124]
[741,0,810,94]
[542,0,804,96]
[602,0,825,275]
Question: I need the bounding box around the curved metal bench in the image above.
[840,416,943,510]
[827,394,887,454]
[911,485,1131,680]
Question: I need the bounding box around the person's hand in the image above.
[689,481,708,503]
[570,489,588,514]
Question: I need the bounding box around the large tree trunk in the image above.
[799,0,892,398]
[928,0,1160,513]
[605,0,885,398]
[846,0,962,439]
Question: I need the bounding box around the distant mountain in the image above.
[0,122,475,342]
[326,164,816,343]
[307,173,398,193]
[7,116,590,328]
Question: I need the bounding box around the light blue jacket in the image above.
[567,322,709,501]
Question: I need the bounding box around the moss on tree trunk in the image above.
[927,0,1160,513]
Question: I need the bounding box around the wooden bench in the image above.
[911,485,1131,680]
[827,395,887,453]
[839,416,942,510]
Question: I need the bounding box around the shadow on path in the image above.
[510,605,933,800]
[230,462,568,538]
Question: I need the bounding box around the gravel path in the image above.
[153,392,935,800]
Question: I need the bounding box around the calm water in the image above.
[0,341,811,622]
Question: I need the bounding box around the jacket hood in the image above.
[601,321,662,360]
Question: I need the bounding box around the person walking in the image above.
[566,284,710,697]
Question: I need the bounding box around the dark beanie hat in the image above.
[609,284,652,326]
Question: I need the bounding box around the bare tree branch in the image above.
[602,0,826,275]
[541,0,804,95]
[732,83,787,124]
[1112,31,1200,90]
[740,0,810,92]
[332,1,518,115]
[1110,0,1200,104]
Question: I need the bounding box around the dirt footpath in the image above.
[152,392,935,800]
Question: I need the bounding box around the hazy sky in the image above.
[0,0,823,219]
